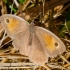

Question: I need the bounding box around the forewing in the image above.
[35,26,66,58]
[0,14,29,38]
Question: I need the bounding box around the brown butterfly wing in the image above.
[12,29,30,56]
[0,14,29,38]
[28,33,48,65]
[35,26,66,58]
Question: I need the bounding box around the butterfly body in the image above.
[0,14,66,65]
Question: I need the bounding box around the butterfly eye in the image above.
[5,18,9,23]
[55,42,58,47]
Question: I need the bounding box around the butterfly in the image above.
[0,14,66,65]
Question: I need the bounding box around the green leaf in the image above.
[4,0,8,3]
[9,5,17,13]
[59,9,70,37]
[59,21,70,37]
[4,0,10,5]
[18,0,25,4]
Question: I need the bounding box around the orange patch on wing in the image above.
[42,34,56,51]
[7,18,19,32]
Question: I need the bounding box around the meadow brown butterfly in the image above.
[0,14,66,65]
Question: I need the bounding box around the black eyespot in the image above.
[6,19,9,23]
[55,42,58,47]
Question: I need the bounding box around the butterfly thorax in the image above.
[29,24,35,45]
[29,24,35,33]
